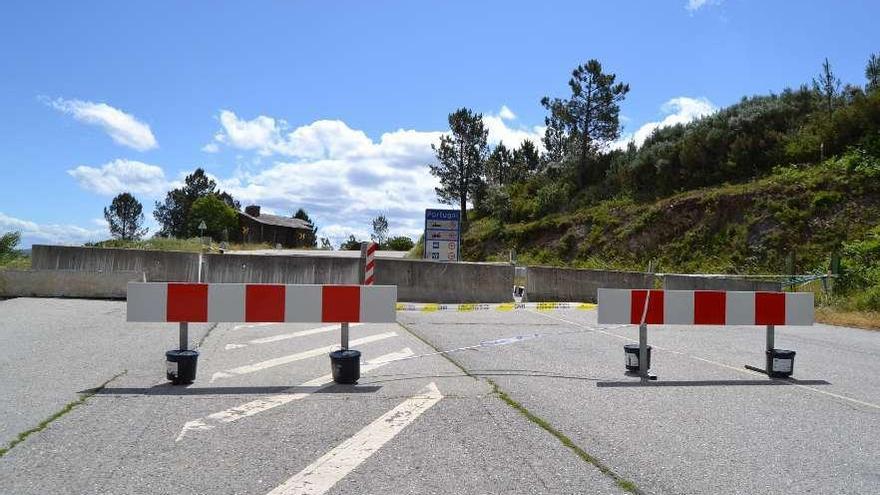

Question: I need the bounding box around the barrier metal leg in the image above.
[745,324,774,375]
[179,322,189,351]
[341,322,349,350]
[638,323,656,381]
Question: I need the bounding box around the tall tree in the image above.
[485,142,514,186]
[370,214,389,247]
[154,168,239,238]
[541,59,630,173]
[429,108,489,228]
[104,192,148,240]
[541,102,570,165]
[813,57,841,117]
[512,139,541,179]
[293,208,318,247]
[0,231,22,260]
[866,53,880,93]
[188,195,238,241]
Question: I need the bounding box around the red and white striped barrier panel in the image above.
[127,283,397,323]
[597,289,814,326]
[364,242,377,286]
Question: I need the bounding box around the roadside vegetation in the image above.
[85,237,274,253]
[0,231,30,270]
[427,54,879,325]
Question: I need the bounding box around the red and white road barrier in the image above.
[127,283,397,323]
[364,242,377,286]
[597,289,814,326]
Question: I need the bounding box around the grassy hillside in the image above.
[464,150,880,312]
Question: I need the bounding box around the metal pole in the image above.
[341,322,349,350]
[639,323,648,380]
[766,324,775,353]
[358,242,368,284]
[179,322,189,351]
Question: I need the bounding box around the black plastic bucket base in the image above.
[624,344,652,372]
[330,349,361,384]
[766,349,796,378]
[166,349,199,385]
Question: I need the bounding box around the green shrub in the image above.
[811,191,843,211]
[385,236,415,251]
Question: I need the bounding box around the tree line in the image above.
[102,169,415,251]
[429,54,880,226]
[101,168,320,247]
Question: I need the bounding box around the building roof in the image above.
[239,211,313,230]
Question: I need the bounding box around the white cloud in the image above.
[686,0,722,11]
[498,105,517,120]
[0,212,108,247]
[613,96,716,150]
[201,142,219,153]
[45,97,157,151]
[68,159,169,196]
[483,107,544,149]
[205,106,544,246]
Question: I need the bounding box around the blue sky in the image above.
[1,0,878,247]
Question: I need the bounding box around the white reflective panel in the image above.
[208,284,246,322]
[284,284,323,323]
[598,289,631,324]
[785,292,814,326]
[360,285,397,323]
[664,290,694,325]
[725,291,755,325]
[126,283,167,322]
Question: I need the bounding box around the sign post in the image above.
[424,209,461,261]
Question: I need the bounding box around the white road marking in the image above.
[210,332,398,382]
[176,348,414,442]
[232,323,276,331]
[225,343,248,350]
[533,311,880,410]
[248,323,364,345]
[266,382,442,495]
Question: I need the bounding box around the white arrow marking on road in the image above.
[266,382,443,495]
[176,348,414,442]
[232,323,276,331]
[225,323,365,349]
[210,332,398,382]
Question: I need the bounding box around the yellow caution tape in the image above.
[395,302,597,312]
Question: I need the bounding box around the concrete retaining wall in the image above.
[526,266,654,302]
[32,245,199,282]
[662,274,782,292]
[203,253,359,284]
[375,258,513,303]
[0,270,143,299]
[29,245,785,302]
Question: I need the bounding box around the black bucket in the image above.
[766,349,796,378]
[624,344,651,372]
[330,349,361,384]
[166,349,199,385]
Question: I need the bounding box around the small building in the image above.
[236,205,314,248]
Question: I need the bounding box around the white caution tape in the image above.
[395,302,597,312]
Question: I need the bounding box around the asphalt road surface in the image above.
[1,297,878,494]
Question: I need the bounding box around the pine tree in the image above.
[541,59,630,183]
[104,192,148,240]
[813,57,841,117]
[866,53,880,92]
[428,108,489,228]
